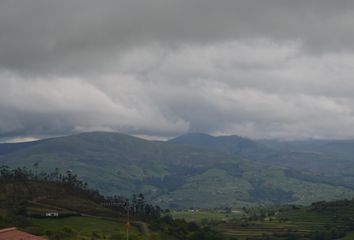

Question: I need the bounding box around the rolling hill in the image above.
[1,132,354,209]
[168,133,277,162]
[168,133,354,174]
[260,139,354,173]
[0,174,156,240]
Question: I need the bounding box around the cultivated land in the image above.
[166,199,354,239]
[213,200,354,240]
[171,210,241,223]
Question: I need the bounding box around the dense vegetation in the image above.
[0,166,236,240]
[1,132,354,209]
[0,165,162,220]
[2,131,354,239]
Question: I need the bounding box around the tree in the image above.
[33,162,39,179]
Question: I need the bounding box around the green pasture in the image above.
[27,216,143,240]
[171,210,242,223]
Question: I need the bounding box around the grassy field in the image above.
[22,206,354,240]
[26,216,143,240]
[171,208,334,239]
[171,210,242,223]
[215,219,324,239]
[340,232,354,240]
[214,203,351,240]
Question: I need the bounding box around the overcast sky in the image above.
[2,0,354,141]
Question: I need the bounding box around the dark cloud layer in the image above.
[2,0,354,74]
[1,0,354,140]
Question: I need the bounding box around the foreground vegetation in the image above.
[27,216,141,240]
[213,200,354,240]
[0,166,234,240]
[157,199,354,240]
[1,165,354,239]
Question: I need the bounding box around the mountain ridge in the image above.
[168,132,354,174]
[1,131,354,209]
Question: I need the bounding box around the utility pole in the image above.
[125,201,131,240]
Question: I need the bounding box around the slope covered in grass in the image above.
[1,132,354,208]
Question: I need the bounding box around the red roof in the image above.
[0,227,47,240]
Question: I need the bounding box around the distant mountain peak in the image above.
[175,132,213,137]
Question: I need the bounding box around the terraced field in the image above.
[215,220,327,239]
[214,201,354,239]
[171,210,241,223]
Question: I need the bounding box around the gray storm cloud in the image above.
[1,0,354,140]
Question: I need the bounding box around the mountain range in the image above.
[1,132,354,209]
[169,132,354,174]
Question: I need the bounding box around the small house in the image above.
[45,212,59,217]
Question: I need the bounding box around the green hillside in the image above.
[169,133,354,174]
[260,139,354,174]
[1,132,354,209]
[0,170,231,240]
[0,175,138,239]
[168,133,276,162]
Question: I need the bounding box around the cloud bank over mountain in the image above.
[1,0,354,140]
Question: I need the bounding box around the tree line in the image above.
[0,164,161,221]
